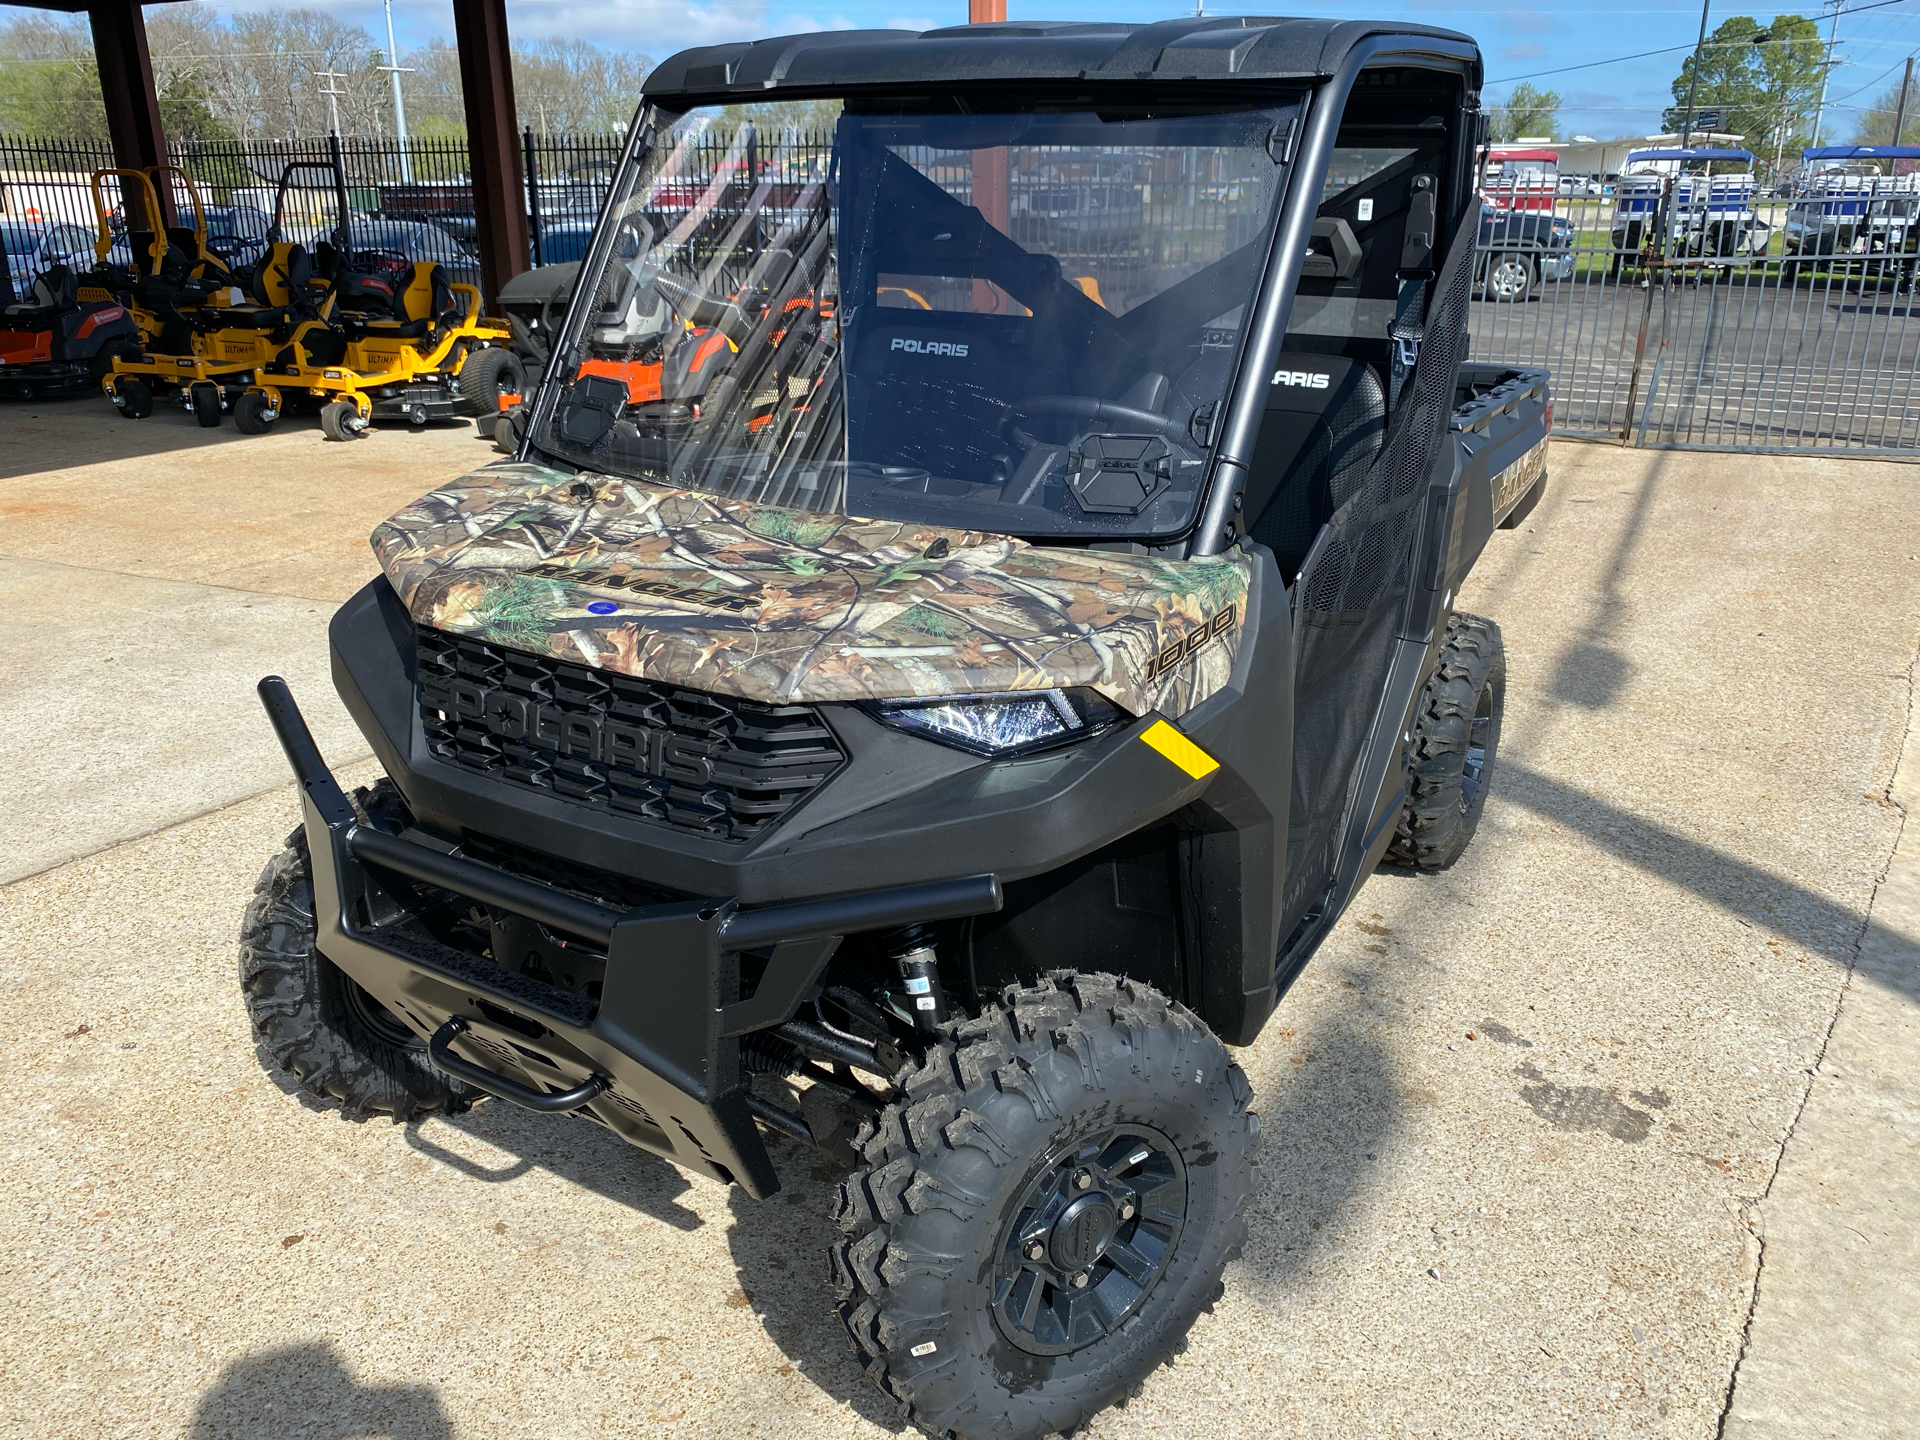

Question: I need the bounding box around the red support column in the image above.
[969,0,1006,21]
[88,0,170,229]
[452,0,529,309]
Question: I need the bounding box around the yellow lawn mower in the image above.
[245,247,517,440]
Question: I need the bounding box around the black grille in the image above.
[417,627,845,842]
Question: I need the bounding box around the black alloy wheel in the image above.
[990,1126,1187,1356]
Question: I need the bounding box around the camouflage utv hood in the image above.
[372,462,1251,719]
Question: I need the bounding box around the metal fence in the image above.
[1471,176,1920,453]
[5,132,1917,455]
[0,131,624,295]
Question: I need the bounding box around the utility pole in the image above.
[1680,0,1712,148]
[1810,0,1843,150]
[1893,55,1914,147]
[378,0,415,182]
[315,66,347,137]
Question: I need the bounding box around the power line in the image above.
[1489,0,1915,84]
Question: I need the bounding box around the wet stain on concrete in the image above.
[1477,1018,1533,1047]
[1515,1062,1655,1142]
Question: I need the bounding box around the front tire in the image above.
[113,377,153,419]
[190,381,222,427]
[237,782,472,1119]
[319,399,367,441]
[233,389,278,435]
[492,401,528,455]
[1385,612,1506,870]
[832,973,1256,1440]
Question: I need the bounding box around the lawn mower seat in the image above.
[6,263,77,318]
[195,243,312,331]
[361,262,458,340]
[331,266,401,321]
[1244,353,1386,581]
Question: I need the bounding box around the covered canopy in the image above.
[1803,145,1920,162]
[1626,148,1757,165]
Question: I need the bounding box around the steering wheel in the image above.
[1002,394,1192,452]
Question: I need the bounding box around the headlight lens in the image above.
[869,687,1122,757]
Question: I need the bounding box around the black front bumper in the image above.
[260,676,1000,1198]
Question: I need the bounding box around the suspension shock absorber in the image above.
[890,924,949,1035]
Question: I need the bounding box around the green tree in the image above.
[1662,14,1825,172]
[1491,82,1560,142]
[0,15,108,138]
[1854,75,1918,148]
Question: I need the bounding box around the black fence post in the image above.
[524,126,542,269]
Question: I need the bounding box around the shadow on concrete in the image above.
[0,397,486,480]
[1234,987,1402,1294]
[1544,448,1670,710]
[1500,760,1907,999]
[405,1101,705,1231]
[722,1136,911,1434]
[187,1341,451,1439]
[248,1045,702,1231]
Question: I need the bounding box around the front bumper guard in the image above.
[259,676,1001,1197]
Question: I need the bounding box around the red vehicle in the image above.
[1482,147,1560,213]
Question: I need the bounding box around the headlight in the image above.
[869,687,1122,757]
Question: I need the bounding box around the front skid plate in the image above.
[298,790,779,1196]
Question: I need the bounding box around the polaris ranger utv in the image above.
[242,19,1550,1438]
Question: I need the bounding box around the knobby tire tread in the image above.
[829,972,1256,1440]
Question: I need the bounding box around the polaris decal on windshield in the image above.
[1143,603,1238,683]
[1272,369,1331,389]
[891,338,970,357]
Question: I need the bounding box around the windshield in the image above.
[534,98,1299,539]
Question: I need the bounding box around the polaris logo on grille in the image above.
[890,338,970,357]
[1272,369,1331,389]
[427,675,717,784]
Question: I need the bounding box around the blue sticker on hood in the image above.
[586,600,619,615]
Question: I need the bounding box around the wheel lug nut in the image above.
[1071,1270,1090,1288]
[1119,1201,1135,1220]
[1073,1169,1092,1190]
[1025,1241,1045,1261]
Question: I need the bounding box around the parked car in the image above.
[1,220,99,301]
[533,222,597,265]
[202,205,271,272]
[347,219,482,291]
[1477,200,1575,300]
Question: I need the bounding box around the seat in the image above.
[194,242,312,330]
[1244,353,1386,580]
[359,262,458,339]
[5,263,76,318]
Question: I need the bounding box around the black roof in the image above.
[643,18,1479,101]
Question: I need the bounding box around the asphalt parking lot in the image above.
[1470,269,1920,447]
[1,402,1916,1438]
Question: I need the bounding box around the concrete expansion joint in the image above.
[0,757,375,891]
[1716,635,1920,1440]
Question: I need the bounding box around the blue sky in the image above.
[173,0,1920,140]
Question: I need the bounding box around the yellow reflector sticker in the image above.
[1140,720,1219,780]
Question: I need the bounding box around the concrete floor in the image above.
[0,400,1915,1439]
